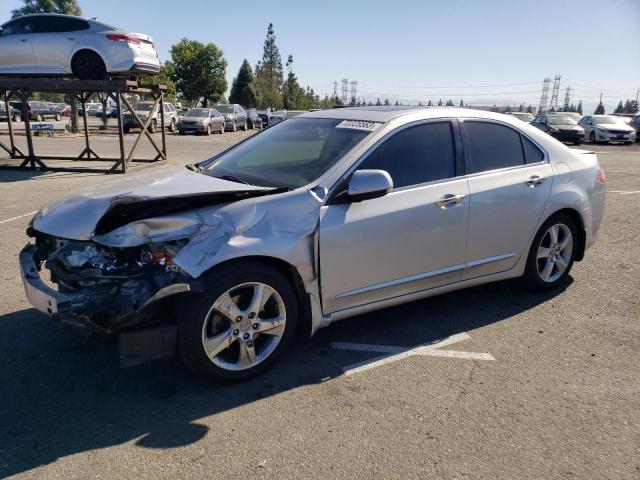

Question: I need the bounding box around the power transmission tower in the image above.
[549,74,561,112]
[538,78,551,114]
[333,81,338,98]
[341,79,348,105]
[563,86,572,110]
[349,81,357,104]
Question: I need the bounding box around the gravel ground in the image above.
[0,133,638,480]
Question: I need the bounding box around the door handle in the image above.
[435,193,465,208]
[67,37,77,41]
[20,38,29,42]
[526,175,545,187]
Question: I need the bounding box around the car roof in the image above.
[300,106,527,124]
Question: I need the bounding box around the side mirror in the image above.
[345,169,393,202]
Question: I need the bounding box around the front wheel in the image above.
[522,214,577,290]
[589,131,597,144]
[205,124,211,135]
[177,262,298,383]
[55,114,61,121]
[168,119,176,132]
[148,119,157,134]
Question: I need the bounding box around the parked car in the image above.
[87,104,103,116]
[95,105,119,118]
[215,104,247,131]
[122,102,177,133]
[10,100,61,121]
[60,105,71,116]
[20,107,605,382]
[531,114,585,145]
[246,108,263,129]
[627,115,640,142]
[0,14,160,80]
[49,103,69,115]
[505,112,534,123]
[0,103,22,122]
[257,111,272,127]
[177,108,225,135]
[579,115,636,144]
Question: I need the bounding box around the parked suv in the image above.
[214,104,247,131]
[122,102,177,133]
[246,108,263,129]
[0,103,22,122]
[579,115,635,144]
[10,101,61,121]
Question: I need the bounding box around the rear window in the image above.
[465,121,525,173]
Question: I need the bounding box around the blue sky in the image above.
[3,0,639,112]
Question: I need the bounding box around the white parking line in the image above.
[0,211,38,225]
[608,191,640,195]
[331,332,495,376]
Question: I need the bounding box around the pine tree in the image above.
[594,100,605,115]
[383,98,390,106]
[229,59,257,107]
[460,99,464,107]
[427,100,433,107]
[526,105,533,113]
[614,101,624,114]
[437,98,443,106]
[576,100,583,114]
[254,23,284,109]
[375,98,382,106]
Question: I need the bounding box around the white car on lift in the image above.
[0,14,160,80]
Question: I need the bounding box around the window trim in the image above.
[459,118,548,177]
[326,118,465,204]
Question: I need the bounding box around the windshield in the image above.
[215,105,234,114]
[202,118,372,188]
[548,116,577,125]
[185,108,209,117]
[133,103,154,112]
[594,116,624,125]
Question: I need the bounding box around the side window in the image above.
[4,18,36,35]
[522,136,544,164]
[465,121,525,173]
[357,121,456,189]
[0,19,21,35]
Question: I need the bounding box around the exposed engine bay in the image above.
[32,232,190,334]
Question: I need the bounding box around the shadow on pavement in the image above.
[0,277,570,477]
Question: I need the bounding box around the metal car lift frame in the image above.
[0,78,167,173]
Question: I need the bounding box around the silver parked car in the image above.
[579,115,636,145]
[20,107,605,382]
[177,108,225,135]
[0,14,160,80]
[122,102,177,134]
[215,104,247,131]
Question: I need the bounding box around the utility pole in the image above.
[549,74,561,112]
[563,86,572,110]
[341,79,348,105]
[538,78,551,114]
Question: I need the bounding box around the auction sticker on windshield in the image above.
[336,120,382,132]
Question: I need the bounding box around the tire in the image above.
[123,126,131,134]
[178,129,185,135]
[148,119,157,134]
[573,141,582,146]
[589,131,596,144]
[522,213,578,291]
[219,123,225,134]
[242,120,247,131]
[36,114,43,122]
[168,119,176,132]
[205,124,211,135]
[55,114,61,121]
[177,261,299,383]
[232,121,237,132]
[71,50,107,80]
[624,141,632,145]
[13,114,21,123]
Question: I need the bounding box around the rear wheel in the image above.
[219,123,225,134]
[55,114,61,121]
[168,119,176,132]
[177,262,298,383]
[589,131,597,144]
[205,124,211,135]
[178,129,185,135]
[148,119,157,133]
[242,120,248,131]
[71,51,106,80]
[36,114,43,122]
[573,140,582,146]
[523,213,577,290]
[232,121,237,132]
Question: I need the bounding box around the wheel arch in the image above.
[541,207,586,261]
[70,48,107,73]
[196,255,313,338]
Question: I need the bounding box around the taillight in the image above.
[596,168,606,184]
[106,34,141,45]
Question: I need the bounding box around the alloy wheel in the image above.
[201,282,286,371]
[536,223,573,283]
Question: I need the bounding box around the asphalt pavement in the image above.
[0,132,638,479]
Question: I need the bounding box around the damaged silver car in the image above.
[20,107,605,382]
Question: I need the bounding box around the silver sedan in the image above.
[0,14,160,79]
[20,107,605,382]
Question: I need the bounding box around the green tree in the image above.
[576,100,583,114]
[445,99,454,106]
[138,61,177,104]
[594,100,605,115]
[461,100,465,108]
[254,23,284,109]
[282,55,305,109]
[170,38,227,107]
[383,98,390,106]
[623,99,638,114]
[427,100,433,106]
[614,101,624,114]
[437,98,443,106]
[12,0,80,17]
[229,59,258,107]
[526,105,533,113]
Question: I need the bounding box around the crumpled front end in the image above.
[21,232,192,338]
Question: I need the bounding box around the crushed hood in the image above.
[32,165,273,240]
